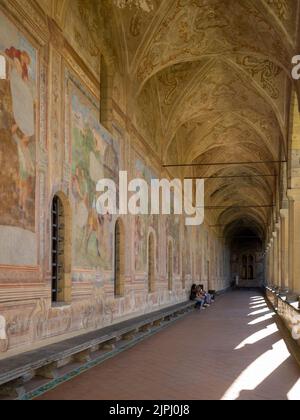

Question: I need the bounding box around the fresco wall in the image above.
[0,2,231,358]
[0,10,37,266]
[68,78,119,271]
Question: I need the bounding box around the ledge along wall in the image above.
[0,2,230,358]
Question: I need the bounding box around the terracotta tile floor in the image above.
[38,291,300,400]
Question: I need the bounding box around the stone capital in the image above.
[280,208,288,219]
[287,189,300,201]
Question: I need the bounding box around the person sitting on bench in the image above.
[198,285,213,306]
[190,284,205,310]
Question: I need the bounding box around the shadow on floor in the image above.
[37,291,300,401]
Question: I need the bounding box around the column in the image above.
[280,209,289,290]
[265,245,270,286]
[288,190,300,294]
[273,231,279,288]
[276,223,281,289]
[269,238,274,287]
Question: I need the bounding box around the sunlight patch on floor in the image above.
[235,323,278,350]
[248,313,274,325]
[248,308,271,317]
[250,297,264,302]
[249,303,268,309]
[221,340,290,400]
[287,378,300,400]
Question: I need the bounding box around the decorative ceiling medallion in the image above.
[113,0,154,12]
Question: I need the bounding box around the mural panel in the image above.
[134,158,159,272]
[67,77,119,270]
[184,225,191,276]
[0,11,37,232]
[166,214,180,275]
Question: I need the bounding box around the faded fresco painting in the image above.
[0,11,37,232]
[134,159,159,272]
[184,226,191,276]
[166,214,180,275]
[69,81,119,269]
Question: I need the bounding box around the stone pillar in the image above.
[280,209,289,290]
[269,238,274,287]
[276,224,281,288]
[288,190,300,294]
[265,246,270,286]
[273,231,279,287]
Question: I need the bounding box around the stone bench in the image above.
[0,300,195,399]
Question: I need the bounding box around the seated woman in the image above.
[190,284,205,310]
[198,285,213,306]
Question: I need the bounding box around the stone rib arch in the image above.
[161,58,287,155]
[217,208,269,240]
[178,113,279,167]
[261,0,300,48]
[133,0,292,91]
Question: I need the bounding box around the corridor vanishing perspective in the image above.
[37,292,300,401]
[0,0,300,402]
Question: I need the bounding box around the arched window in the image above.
[242,255,248,279]
[248,255,254,280]
[114,219,125,297]
[51,193,71,304]
[0,55,6,80]
[168,240,173,291]
[148,233,155,293]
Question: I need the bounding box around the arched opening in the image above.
[242,255,248,280]
[0,55,6,80]
[228,223,264,288]
[167,240,173,291]
[148,232,155,293]
[51,193,72,304]
[248,255,254,280]
[114,219,125,297]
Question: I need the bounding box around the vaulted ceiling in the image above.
[53,0,300,242]
[108,0,300,241]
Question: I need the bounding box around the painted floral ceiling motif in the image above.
[133,0,292,87]
[109,0,299,233]
[57,0,300,236]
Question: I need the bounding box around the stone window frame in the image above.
[147,229,156,294]
[167,238,174,292]
[114,218,125,298]
[50,192,72,306]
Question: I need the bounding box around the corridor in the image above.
[38,291,300,401]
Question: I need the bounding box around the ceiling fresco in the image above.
[51,0,300,240]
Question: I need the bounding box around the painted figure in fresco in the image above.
[70,84,120,269]
[85,198,102,257]
[73,166,99,256]
[135,215,145,271]
[72,166,89,212]
[5,46,35,219]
